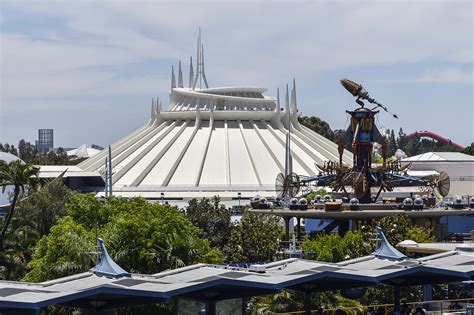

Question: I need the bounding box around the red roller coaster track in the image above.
[406,131,464,150]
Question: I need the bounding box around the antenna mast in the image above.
[192,28,209,89]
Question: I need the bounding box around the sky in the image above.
[0,0,473,149]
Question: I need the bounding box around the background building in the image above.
[36,129,54,153]
[402,152,474,196]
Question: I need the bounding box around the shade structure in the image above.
[77,47,352,201]
[2,247,472,311]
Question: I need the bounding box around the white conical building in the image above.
[78,36,351,202]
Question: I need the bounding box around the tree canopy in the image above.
[185,196,232,249]
[223,210,282,263]
[24,195,222,282]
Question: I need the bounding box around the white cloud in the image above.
[0,0,472,145]
[416,66,473,84]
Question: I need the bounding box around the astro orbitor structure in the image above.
[78,33,351,202]
[275,79,451,204]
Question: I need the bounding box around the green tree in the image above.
[185,196,232,249]
[299,116,335,141]
[397,128,407,152]
[104,202,222,273]
[301,230,371,263]
[223,210,282,263]
[0,180,72,280]
[24,216,96,282]
[25,196,222,281]
[0,160,40,248]
[387,129,398,157]
[463,143,474,156]
[14,179,72,237]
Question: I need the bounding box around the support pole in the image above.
[423,284,432,310]
[297,217,301,241]
[207,300,216,315]
[304,291,312,315]
[393,286,401,315]
[284,217,290,244]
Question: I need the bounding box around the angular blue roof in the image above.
[91,238,130,278]
[372,227,407,261]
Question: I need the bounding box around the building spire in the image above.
[276,87,281,113]
[284,84,290,112]
[189,56,194,88]
[291,78,297,112]
[171,66,176,89]
[178,61,184,88]
[192,28,209,89]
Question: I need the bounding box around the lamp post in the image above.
[238,192,241,209]
[161,193,164,205]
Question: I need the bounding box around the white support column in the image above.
[80,124,154,171]
[263,120,315,176]
[251,120,284,173]
[161,109,202,186]
[224,120,231,186]
[195,109,214,186]
[112,121,176,184]
[290,78,302,130]
[270,88,283,129]
[238,120,262,186]
[131,120,191,186]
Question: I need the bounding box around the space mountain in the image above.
[78,34,351,202]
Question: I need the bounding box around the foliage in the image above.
[464,143,474,156]
[0,160,40,248]
[306,188,330,202]
[301,230,371,263]
[1,139,86,165]
[25,196,222,281]
[360,214,435,247]
[104,201,222,274]
[0,180,72,280]
[250,290,366,314]
[299,116,335,141]
[223,210,282,263]
[23,216,96,282]
[14,179,72,237]
[185,196,232,249]
[0,143,18,156]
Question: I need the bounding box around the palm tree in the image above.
[0,160,40,248]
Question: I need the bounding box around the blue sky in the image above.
[0,1,472,148]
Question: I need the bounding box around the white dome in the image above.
[0,152,21,164]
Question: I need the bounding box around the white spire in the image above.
[276,87,281,113]
[189,56,194,88]
[178,61,183,88]
[151,98,155,120]
[201,44,209,88]
[171,66,176,89]
[290,78,297,112]
[192,28,209,89]
[284,84,290,112]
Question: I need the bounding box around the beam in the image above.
[112,121,176,184]
[162,119,201,187]
[195,111,214,186]
[131,120,191,186]
[251,120,284,173]
[238,120,262,186]
[262,120,315,176]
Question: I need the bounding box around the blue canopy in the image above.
[91,238,130,278]
[372,227,407,261]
